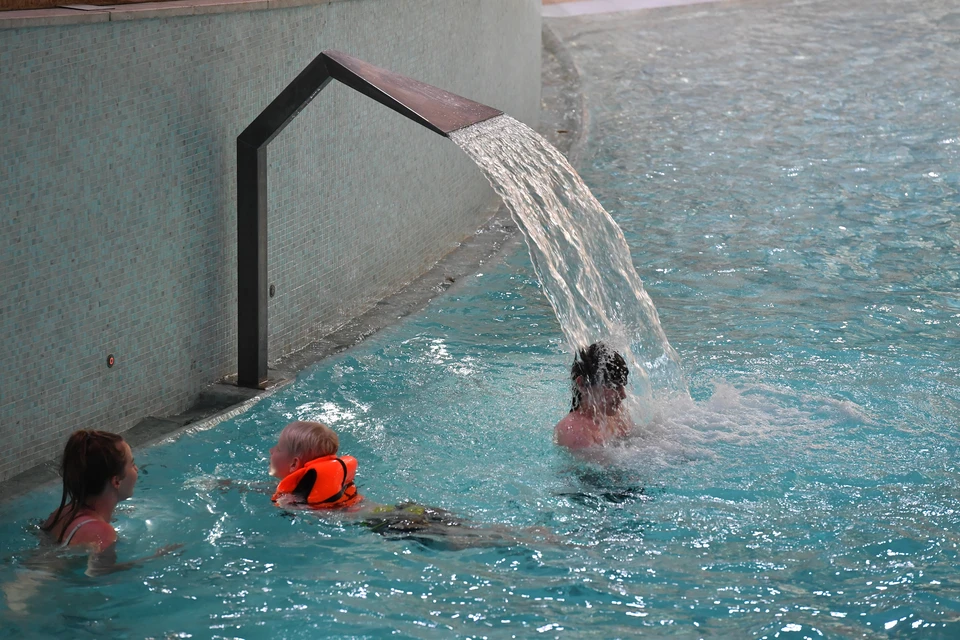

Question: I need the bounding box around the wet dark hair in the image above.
[570,342,629,411]
[41,430,127,543]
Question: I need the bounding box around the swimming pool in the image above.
[3,0,960,637]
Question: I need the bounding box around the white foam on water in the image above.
[592,382,874,472]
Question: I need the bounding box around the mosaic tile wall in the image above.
[0,0,541,482]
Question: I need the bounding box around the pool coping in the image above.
[0,0,343,29]
[0,21,588,503]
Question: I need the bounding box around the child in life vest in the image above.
[267,421,560,549]
[269,421,363,508]
[268,422,470,537]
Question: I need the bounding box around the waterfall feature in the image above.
[451,115,685,405]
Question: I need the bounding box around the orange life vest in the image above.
[272,454,362,508]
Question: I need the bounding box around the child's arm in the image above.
[272,469,318,505]
[273,492,302,507]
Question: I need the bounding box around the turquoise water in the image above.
[3,0,960,637]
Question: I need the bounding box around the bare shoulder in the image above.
[40,510,70,542]
[69,520,117,553]
[554,412,577,434]
[554,413,598,449]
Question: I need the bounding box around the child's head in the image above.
[570,342,629,412]
[269,421,339,479]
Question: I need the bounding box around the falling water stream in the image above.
[451,115,686,407]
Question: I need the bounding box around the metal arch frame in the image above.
[236,50,502,388]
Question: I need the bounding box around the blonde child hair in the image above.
[277,421,339,460]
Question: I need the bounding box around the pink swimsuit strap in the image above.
[61,516,99,547]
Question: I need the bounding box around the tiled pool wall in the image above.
[0,0,542,482]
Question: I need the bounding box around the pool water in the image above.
[3,0,960,637]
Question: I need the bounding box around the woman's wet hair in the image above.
[570,342,629,411]
[42,430,127,543]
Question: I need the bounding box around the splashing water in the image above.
[451,115,685,406]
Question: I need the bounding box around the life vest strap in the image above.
[317,457,350,504]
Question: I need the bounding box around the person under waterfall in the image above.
[554,342,631,449]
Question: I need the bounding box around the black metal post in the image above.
[236,61,333,389]
[236,140,268,388]
[235,50,503,388]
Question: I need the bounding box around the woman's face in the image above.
[116,441,138,500]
